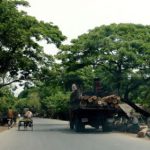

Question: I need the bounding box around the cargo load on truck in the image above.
[79,94,120,109]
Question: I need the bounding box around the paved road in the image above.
[0,118,150,150]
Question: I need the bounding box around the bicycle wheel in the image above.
[8,119,11,129]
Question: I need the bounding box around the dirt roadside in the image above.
[115,132,150,141]
[0,125,8,132]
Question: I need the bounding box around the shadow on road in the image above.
[18,123,112,135]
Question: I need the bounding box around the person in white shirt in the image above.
[24,110,33,119]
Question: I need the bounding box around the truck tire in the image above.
[70,120,74,130]
[95,125,99,130]
[74,118,84,132]
[102,120,112,132]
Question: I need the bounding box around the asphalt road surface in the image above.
[0,118,150,150]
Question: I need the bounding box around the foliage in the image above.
[0,0,66,88]
[0,87,16,115]
[61,66,95,92]
[14,98,27,114]
[17,87,41,113]
[57,23,150,101]
[41,91,70,119]
[18,86,70,119]
[131,82,150,106]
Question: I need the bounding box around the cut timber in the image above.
[80,95,120,108]
[147,130,150,138]
[118,103,135,117]
[124,101,150,118]
[137,127,148,138]
[101,95,120,104]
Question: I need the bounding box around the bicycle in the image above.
[18,118,33,131]
[8,118,14,129]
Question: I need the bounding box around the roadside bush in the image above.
[41,91,70,120]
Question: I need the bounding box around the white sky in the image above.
[24,0,150,55]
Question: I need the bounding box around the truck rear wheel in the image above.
[102,120,112,132]
[74,118,84,132]
[95,125,99,130]
[70,120,74,130]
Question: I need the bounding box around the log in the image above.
[146,130,150,138]
[137,127,148,138]
[101,95,120,104]
[80,94,120,108]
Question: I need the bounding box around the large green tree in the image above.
[0,0,66,88]
[57,24,150,101]
[0,87,16,116]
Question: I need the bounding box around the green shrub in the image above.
[41,91,70,119]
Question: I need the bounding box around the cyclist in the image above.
[24,108,33,127]
[7,107,14,128]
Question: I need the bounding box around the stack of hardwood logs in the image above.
[80,94,120,108]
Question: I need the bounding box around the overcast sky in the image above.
[24,0,150,54]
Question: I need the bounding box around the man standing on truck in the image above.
[69,83,82,130]
[70,83,81,106]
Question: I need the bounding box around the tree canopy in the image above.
[0,0,66,88]
[57,23,150,101]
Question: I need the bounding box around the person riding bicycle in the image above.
[7,107,14,128]
[23,108,33,127]
[24,110,33,119]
